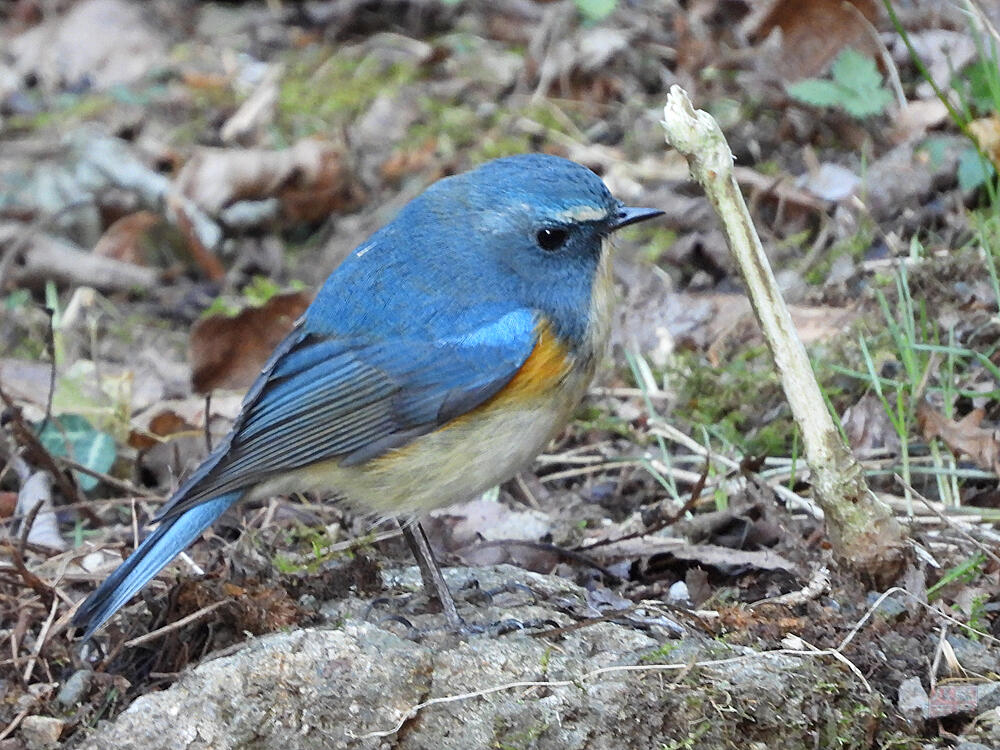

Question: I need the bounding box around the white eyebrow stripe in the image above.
[554,205,608,223]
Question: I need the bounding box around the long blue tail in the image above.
[73,491,242,640]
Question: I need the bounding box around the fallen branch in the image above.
[660,85,906,582]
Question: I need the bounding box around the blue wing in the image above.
[155,308,540,521]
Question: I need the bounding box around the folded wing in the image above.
[155,308,541,521]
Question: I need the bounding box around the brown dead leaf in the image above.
[0,491,17,520]
[131,394,243,490]
[969,114,1000,171]
[165,194,226,281]
[842,392,901,456]
[174,140,364,224]
[189,291,312,394]
[917,402,1000,474]
[380,138,438,185]
[890,99,950,144]
[128,409,193,450]
[92,211,164,266]
[745,0,880,80]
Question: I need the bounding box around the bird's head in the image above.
[394,154,663,343]
[425,153,662,275]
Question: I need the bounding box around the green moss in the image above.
[272,524,374,574]
[659,721,711,750]
[8,91,115,132]
[668,347,796,456]
[493,718,550,750]
[619,225,678,265]
[572,403,633,439]
[640,641,681,664]
[277,48,420,139]
[201,276,306,318]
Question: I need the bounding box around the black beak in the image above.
[609,205,664,231]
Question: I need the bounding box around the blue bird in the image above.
[72,153,663,638]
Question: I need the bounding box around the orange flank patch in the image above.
[486,322,572,405]
[363,321,573,472]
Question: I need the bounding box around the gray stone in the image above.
[898,676,929,720]
[56,669,93,707]
[947,634,998,675]
[20,715,63,749]
[76,568,880,750]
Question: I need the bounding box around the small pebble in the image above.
[57,669,93,707]
[20,715,64,749]
[666,580,691,606]
[897,675,928,720]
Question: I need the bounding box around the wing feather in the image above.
[156,308,541,520]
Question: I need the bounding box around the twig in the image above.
[895,474,1000,567]
[0,707,31,742]
[122,600,229,648]
[649,420,823,518]
[55,455,156,497]
[750,566,830,607]
[838,587,997,652]
[660,85,905,578]
[22,596,58,683]
[17,493,44,559]
[37,304,56,436]
[204,393,213,452]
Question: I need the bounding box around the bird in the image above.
[71,153,663,639]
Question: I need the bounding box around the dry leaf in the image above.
[189,291,312,394]
[128,409,194,450]
[173,140,364,224]
[745,0,880,80]
[969,114,1000,170]
[8,0,167,90]
[92,211,165,266]
[917,402,1000,474]
[588,536,797,573]
[890,98,950,144]
[16,471,65,551]
[842,392,901,455]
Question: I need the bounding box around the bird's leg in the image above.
[399,520,463,630]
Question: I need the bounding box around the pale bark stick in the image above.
[660,85,906,582]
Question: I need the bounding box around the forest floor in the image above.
[3,1,1000,747]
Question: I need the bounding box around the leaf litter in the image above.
[2,0,1000,747]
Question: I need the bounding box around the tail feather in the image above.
[73,492,242,640]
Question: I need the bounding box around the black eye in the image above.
[536,227,568,251]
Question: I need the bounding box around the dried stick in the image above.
[660,86,906,582]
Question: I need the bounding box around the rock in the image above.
[897,676,928,720]
[56,669,93,707]
[927,682,1000,719]
[666,580,691,606]
[77,568,880,750]
[19,716,63,749]
[946,634,998,675]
